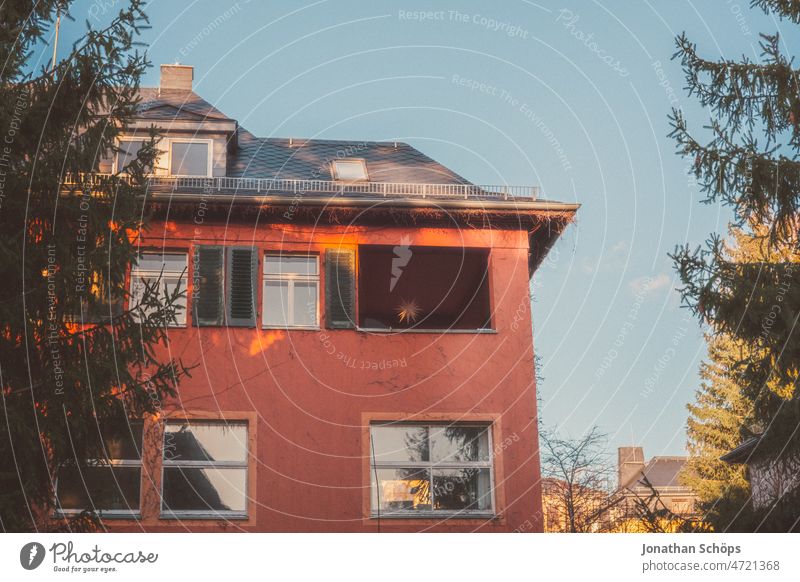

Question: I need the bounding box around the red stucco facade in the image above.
[102,216,549,532]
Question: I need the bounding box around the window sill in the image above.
[262,325,320,331]
[53,510,141,520]
[159,511,249,520]
[357,327,497,335]
[370,512,496,520]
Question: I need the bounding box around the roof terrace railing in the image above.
[66,174,539,200]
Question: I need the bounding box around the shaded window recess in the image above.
[358,246,492,331]
[54,421,144,518]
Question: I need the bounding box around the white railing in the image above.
[65,174,539,200]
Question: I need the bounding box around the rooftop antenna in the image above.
[50,10,61,72]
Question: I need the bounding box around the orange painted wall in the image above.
[111,217,543,532]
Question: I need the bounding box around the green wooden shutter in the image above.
[192,245,224,326]
[226,247,257,327]
[325,248,356,329]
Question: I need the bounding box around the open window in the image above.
[357,245,492,331]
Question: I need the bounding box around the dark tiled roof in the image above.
[132,89,471,184]
[228,131,471,184]
[720,435,762,464]
[640,457,686,488]
[136,88,234,122]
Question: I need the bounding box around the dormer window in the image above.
[331,159,368,181]
[169,139,212,177]
[115,139,145,174]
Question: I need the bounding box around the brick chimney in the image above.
[160,63,193,91]
[618,446,645,489]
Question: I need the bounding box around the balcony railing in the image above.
[65,174,539,201]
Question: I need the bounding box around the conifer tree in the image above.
[0,1,188,531]
[670,0,800,515]
[683,332,754,530]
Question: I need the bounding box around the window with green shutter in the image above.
[192,246,224,327]
[325,248,356,329]
[192,245,258,327]
[225,247,257,327]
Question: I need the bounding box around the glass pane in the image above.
[263,280,289,326]
[430,426,490,463]
[264,255,317,275]
[163,422,247,462]
[372,468,430,513]
[293,282,318,326]
[371,425,429,462]
[162,467,247,512]
[116,140,144,171]
[131,276,187,325]
[432,468,492,512]
[333,160,367,181]
[99,421,143,461]
[170,141,209,176]
[58,466,140,512]
[134,253,187,275]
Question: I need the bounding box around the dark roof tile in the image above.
[228,132,471,184]
[641,457,687,488]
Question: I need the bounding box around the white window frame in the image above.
[369,423,495,518]
[167,138,213,177]
[160,420,249,520]
[262,254,320,330]
[54,422,144,519]
[129,252,188,327]
[331,158,369,181]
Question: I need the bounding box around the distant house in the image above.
[53,64,578,532]
[616,447,698,516]
[541,477,620,533]
[721,435,800,510]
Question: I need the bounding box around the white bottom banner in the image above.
[1,533,797,580]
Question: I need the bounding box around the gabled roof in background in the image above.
[637,456,687,488]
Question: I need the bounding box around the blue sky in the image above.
[52,1,799,457]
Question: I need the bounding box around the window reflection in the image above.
[432,468,492,511]
[370,424,494,516]
[162,468,247,512]
[161,420,249,517]
[371,425,429,462]
[430,426,489,462]
[164,422,247,462]
[170,141,209,176]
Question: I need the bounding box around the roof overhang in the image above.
[128,119,237,133]
[144,192,578,277]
